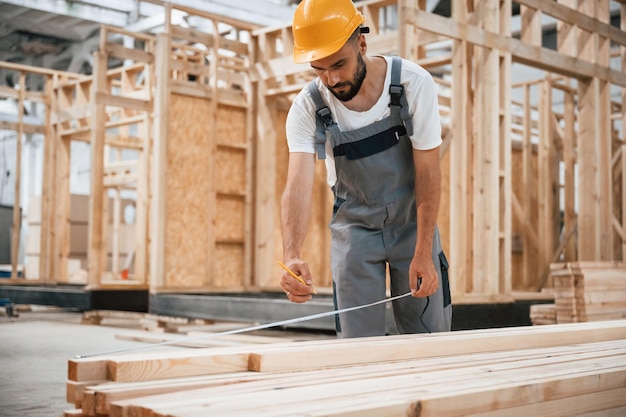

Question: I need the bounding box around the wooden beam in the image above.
[516,0,626,47]
[150,31,171,289]
[405,8,626,86]
[449,0,473,296]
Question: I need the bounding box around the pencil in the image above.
[278,262,317,294]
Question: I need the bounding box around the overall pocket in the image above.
[439,251,452,308]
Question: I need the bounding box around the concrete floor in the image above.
[0,308,186,417]
[0,306,334,417]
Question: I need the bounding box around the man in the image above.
[279,0,452,338]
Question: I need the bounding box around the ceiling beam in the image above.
[0,0,130,27]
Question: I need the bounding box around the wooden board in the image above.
[64,321,626,416]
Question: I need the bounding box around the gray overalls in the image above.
[307,56,452,338]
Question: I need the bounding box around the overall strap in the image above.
[389,56,414,137]
[307,80,337,160]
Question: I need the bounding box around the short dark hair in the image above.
[349,26,363,43]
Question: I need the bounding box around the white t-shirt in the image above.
[286,56,442,187]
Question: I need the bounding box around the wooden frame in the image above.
[1,0,623,302]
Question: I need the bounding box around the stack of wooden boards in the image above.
[80,310,333,348]
[530,262,626,325]
[65,319,626,417]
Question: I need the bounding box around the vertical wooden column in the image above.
[39,75,55,281]
[557,0,579,263]
[595,0,612,260]
[398,0,426,60]
[521,0,544,288]
[577,0,610,260]
[53,84,71,282]
[205,18,219,288]
[10,72,25,279]
[150,31,171,290]
[521,83,534,288]
[471,0,500,294]
[450,0,474,296]
[133,110,150,283]
[537,78,556,281]
[498,0,512,294]
[243,31,258,289]
[562,88,577,261]
[87,49,108,287]
[252,31,279,288]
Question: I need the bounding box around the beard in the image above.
[328,53,367,102]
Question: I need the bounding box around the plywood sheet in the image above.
[164,93,212,288]
[216,105,246,147]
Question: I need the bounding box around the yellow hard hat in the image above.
[292,0,366,64]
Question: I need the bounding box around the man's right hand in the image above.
[280,259,316,303]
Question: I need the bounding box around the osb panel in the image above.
[212,243,245,288]
[164,93,212,288]
[215,196,245,241]
[216,105,247,147]
[215,148,246,194]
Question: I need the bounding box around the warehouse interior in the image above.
[0,0,625,416]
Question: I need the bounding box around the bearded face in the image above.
[327,52,367,102]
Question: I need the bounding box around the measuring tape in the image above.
[76,291,413,358]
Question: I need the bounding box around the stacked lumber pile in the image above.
[81,310,333,348]
[64,320,626,417]
[530,262,626,325]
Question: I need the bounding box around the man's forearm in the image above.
[280,153,316,260]
[281,186,312,260]
[413,147,441,255]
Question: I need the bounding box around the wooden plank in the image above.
[72,321,626,384]
[105,341,626,417]
[105,43,154,64]
[10,72,25,279]
[516,0,626,47]
[449,1,473,296]
[108,348,251,382]
[150,32,170,289]
[248,320,626,373]
[99,343,595,416]
[96,92,151,112]
[87,51,108,287]
[68,357,110,382]
[66,379,106,407]
[0,120,46,134]
[115,358,626,417]
[405,8,626,86]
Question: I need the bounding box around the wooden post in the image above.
[538,78,556,283]
[206,17,219,288]
[499,0,512,294]
[521,84,533,288]
[253,31,279,289]
[577,0,612,261]
[87,49,108,287]
[10,72,25,279]
[39,74,55,281]
[520,2,543,288]
[450,0,474,296]
[595,0,612,260]
[150,29,171,290]
[557,0,579,263]
[471,0,501,294]
[53,82,71,282]
[133,110,150,283]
